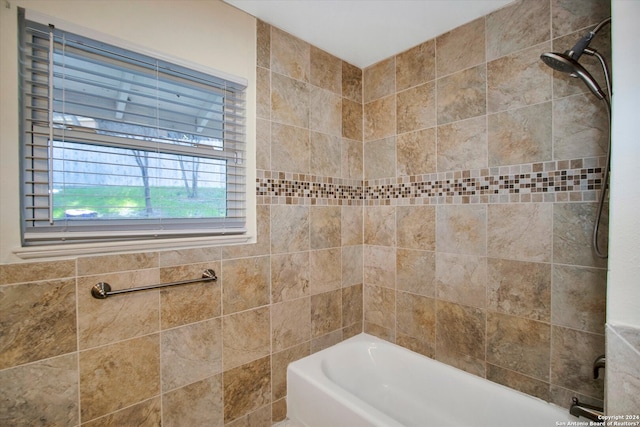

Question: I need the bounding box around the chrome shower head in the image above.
[540,51,606,100]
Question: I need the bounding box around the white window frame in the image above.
[11,9,255,259]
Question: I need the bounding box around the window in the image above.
[19,11,247,247]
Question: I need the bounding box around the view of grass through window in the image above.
[52,140,228,220]
[53,186,227,219]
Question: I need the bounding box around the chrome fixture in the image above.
[570,397,604,422]
[569,355,606,421]
[540,17,612,258]
[91,269,217,299]
[593,354,606,379]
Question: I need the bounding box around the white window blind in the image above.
[19,11,247,246]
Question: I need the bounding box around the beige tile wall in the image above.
[0,0,614,425]
[361,0,610,410]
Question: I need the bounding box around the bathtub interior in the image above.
[287,333,577,427]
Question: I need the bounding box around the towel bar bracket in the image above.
[91,268,217,299]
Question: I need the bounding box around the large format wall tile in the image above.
[554,202,608,268]
[271,73,309,128]
[342,284,363,328]
[163,376,223,427]
[487,258,551,322]
[487,42,552,113]
[310,248,342,295]
[364,96,396,142]
[364,136,396,180]
[84,398,161,427]
[397,81,436,134]
[396,205,435,250]
[343,98,363,141]
[342,137,364,179]
[436,300,486,361]
[396,127,436,176]
[551,0,611,38]
[0,279,76,369]
[487,312,551,381]
[396,39,435,91]
[436,204,487,256]
[342,245,363,287]
[436,253,487,309]
[396,248,436,297]
[311,46,342,95]
[486,0,550,60]
[488,204,552,262]
[310,205,341,249]
[0,354,78,426]
[396,292,435,344]
[77,252,157,276]
[256,118,271,170]
[436,116,487,171]
[223,356,271,423]
[160,276,221,330]
[162,319,222,391]
[364,205,396,247]
[221,256,270,315]
[341,206,363,246]
[553,93,609,160]
[256,20,270,69]
[159,247,221,268]
[551,326,605,399]
[271,252,310,303]
[257,66,271,120]
[310,87,342,136]
[77,269,159,350]
[436,64,486,125]
[272,343,310,402]
[311,289,342,338]
[271,297,310,352]
[80,335,160,422]
[0,259,75,286]
[342,61,362,102]
[436,17,485,77]
[271,27,309,82]
[270,205,310,254]
[552,265,606,334]
[363,57,395,103]
[310,131,342,178]
[364,284,396,330]
[487,364,549,401]
[488,102,553,166]
[271,122,310,174]
[364,245,396,289]
[222,307,270,370]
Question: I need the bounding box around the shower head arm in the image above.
[567,17,611,61]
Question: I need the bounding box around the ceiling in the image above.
[223,0,514,68]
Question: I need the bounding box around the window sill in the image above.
[13,234,253,260]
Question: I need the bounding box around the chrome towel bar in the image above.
[91,269,217,299]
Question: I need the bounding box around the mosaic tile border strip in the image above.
[256,170,364,205]
[256,157,607,205]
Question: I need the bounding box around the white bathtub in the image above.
[287,333,576,427]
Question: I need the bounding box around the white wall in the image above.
[608,0,640,328]
[0,0,256,263]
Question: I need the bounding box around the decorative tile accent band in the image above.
[256,157,606,205]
